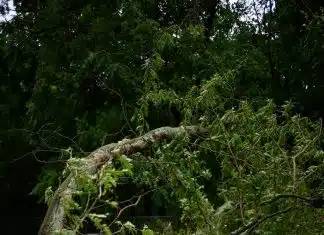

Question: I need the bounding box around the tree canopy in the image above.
[1,0,324,234]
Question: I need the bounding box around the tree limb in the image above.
[38,125,210,235]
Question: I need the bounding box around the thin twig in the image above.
[97,78,136,135]
[109,195,143,227]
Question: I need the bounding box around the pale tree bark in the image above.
[38,126,211,235]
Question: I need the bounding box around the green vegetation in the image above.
[1,0,324,234]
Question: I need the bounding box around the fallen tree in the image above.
[38,126,211,235]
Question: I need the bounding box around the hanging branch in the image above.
[230,207,294,235]
[38,125,211,235]
[261,194,324,208]
[231,193,324,235]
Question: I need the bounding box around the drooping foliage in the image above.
[1,0,324,234]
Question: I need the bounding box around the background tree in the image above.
[1,0,324,234]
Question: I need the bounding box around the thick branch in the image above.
[38,126,210,235]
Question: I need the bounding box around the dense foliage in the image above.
[1,0,324,234]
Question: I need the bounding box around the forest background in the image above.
[1,0,324,234]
